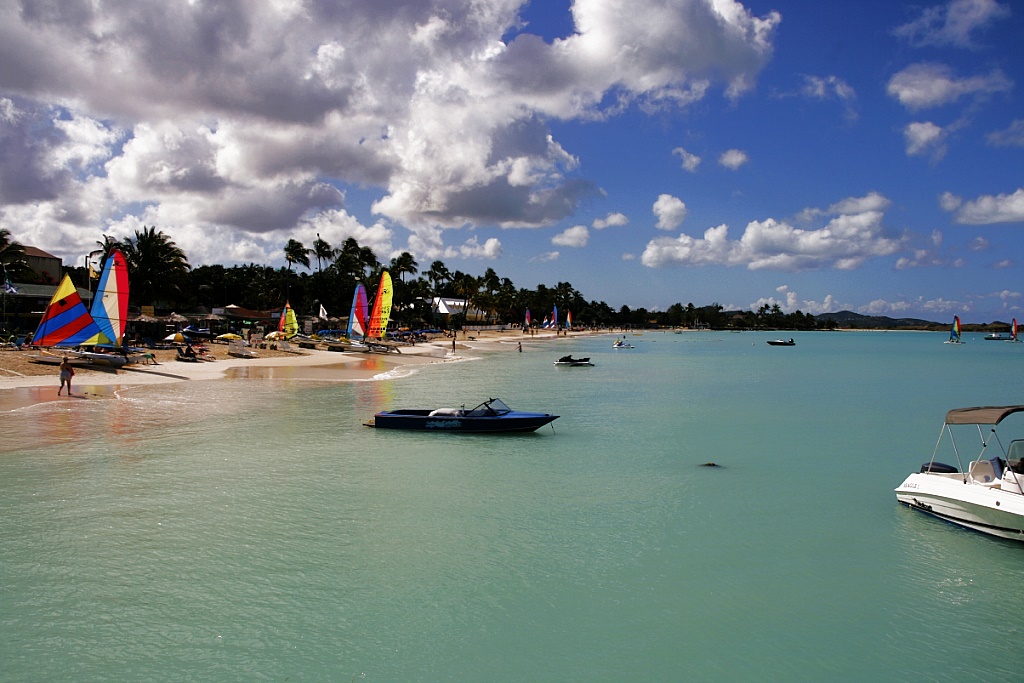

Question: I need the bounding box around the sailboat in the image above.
[367,271,393,340]
[278,301,299,339]
[89,249,130,346]
[1012,319,1020,343]
[944,315,964,344]
[984,318,1019,341]
[347,284,368,341]
[29,255,137,367]
[30,275,111,348]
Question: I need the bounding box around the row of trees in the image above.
[1,227,831,330]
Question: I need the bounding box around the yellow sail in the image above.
[367,271,393,339]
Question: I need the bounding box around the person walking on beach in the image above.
[57,357,74,396]
[517,341,522,352]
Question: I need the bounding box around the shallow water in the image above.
[2,331,1023,681]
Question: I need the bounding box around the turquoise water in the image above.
[2,331,1023,681]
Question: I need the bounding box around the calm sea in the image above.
[2,331,1023,682]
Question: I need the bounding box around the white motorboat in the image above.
[895,405,1024,541]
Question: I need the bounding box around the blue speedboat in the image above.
[366,397,558,433]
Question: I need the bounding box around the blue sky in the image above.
[1,0,1022,322]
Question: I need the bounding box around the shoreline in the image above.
[0,329,603,412]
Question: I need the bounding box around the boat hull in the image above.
[367,410,558,433]
[895,472,1024,541]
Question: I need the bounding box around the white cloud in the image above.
[903,121,948,159]
[886,63,1012,110]
[718,149,749,170]
[533,251,560,262]
[621,252,636,261]
[641,192,904,271]
[987,120,1024,147]
[946,188,1024,224]
[552,225,589,247]
[970,236,989,250]
[801,75,857,120]
[672,146,701,172]
[593,212,628,229]
[0,0,781,266]
[653,194,687,230]
[893,0,1011,48]
[993,259,1012,269]
[939,191,963,211]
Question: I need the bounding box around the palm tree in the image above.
[312,234,334,272]
[390,251,419,283]
[425,260,451,295]
[0,229,29,280]
[284,239,311,272]
[118,226,191,307]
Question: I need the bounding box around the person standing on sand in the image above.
[58,357,74,396]
[517,342,522,352]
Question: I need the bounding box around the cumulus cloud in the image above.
[672,146,702,172]
[593,212,628,229]
[641,192,904,271]
[945,188,1024,224]
[893,0,1010,48]
[552,225,589,247]
[653,194,688,230]
[718,149,749,170]
[0,0,781,266]
[886,63,1012,110]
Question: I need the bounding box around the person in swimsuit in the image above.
[58,357,74,396]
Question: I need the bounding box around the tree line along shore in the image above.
[1,227,1010,334]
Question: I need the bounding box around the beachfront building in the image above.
[429,297,491,324]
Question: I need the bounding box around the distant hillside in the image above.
[817,310,941,329]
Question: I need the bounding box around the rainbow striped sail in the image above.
[347,283,368,340]
[1013,319,1018,342]
[31,275,111,347]
[367,271,393,339]
[89,249,129,346]
[945,315,963,344]
[566,310,573,329]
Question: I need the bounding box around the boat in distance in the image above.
[895,405,1024,542]
[767,338,795,346]
[365,397,559,433]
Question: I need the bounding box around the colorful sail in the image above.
[31,275,111,347]
[347,284,368,339]
[367,271,393,339]
[552,306,558,330]
[566,310,573,329]
[89,249,129,346]
[279,301,299,338]
[524,308,531,328]
[950,315,961,343]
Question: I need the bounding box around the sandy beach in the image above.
[0,329,594,411]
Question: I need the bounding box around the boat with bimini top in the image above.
[895,405,1024,541]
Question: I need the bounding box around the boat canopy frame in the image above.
[927,405,1024,486]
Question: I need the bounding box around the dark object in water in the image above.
[700,462,720,467]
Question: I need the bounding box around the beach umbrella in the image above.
[216,333,241,340]
[164,332,188,343]
[265,331,286,340]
